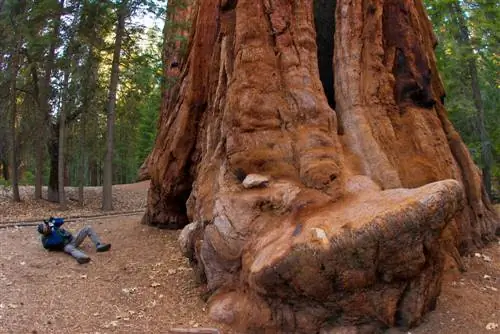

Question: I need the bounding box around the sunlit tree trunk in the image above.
[7,1,25,202]
[58,59,70,210]
[145,0,499,332]
[102,0,127,211]
[39,0,65,202]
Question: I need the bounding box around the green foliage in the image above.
[0,0,166,188]
[20,170,35,185]
[0,179,11,187]
[425,0,500,194]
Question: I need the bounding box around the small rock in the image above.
[486,323,499,330]
[483,255,492,262]
[475,253,482,258]
[311,227,327,239]
[151,282,161,288]
[56,275,72,279]
[121,287,137,295]
[488,286,498,292]
[168,269,177,275]
[7,303,17,309]
[20,262,25,266]
[484,275,492,279]
[80,274,87,279]
[242,174,269,189]
[93,312,99,316]
[310,228,329,245]
[107,320,119,328]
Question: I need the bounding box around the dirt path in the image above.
[0,183,499,333]
[0,215,226,334]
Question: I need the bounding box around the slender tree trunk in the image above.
[8,42,21,202]
[58,62,70,209]
[34,125,44,199]
[78,109,86,206]
[6,0,25,202]
[449,1,492,199]
[47,133,58,202]
[78,49,97,205]
[25,51,43,199]
[41,0,64,202]
[0,107,8,181]
[102,0,127,211]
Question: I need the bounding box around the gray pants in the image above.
[63,226,101,260]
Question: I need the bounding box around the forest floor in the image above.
[0,182,499,333]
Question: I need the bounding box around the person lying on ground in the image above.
[37,217,111,264]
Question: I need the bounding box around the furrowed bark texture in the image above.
[144,0,499,332]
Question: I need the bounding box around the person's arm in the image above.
[50,217,65,228]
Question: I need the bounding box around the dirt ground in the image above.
[0,183,499,333]
[0,214,227,333]
[0,182,150,224]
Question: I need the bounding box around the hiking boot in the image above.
[77,256,91,264]
[96,243,111,252]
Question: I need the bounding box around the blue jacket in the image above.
[39,218,73,250]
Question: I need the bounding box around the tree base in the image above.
[181,178,463,333]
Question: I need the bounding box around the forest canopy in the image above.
[0,0,166,206]
[0,0,498,203]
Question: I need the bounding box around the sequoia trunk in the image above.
[144,0,499,332]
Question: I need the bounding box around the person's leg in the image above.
[72,226,111,252]
[72,226,102,247]
[63,244,90,264]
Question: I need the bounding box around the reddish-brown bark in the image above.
[144,0,499,332]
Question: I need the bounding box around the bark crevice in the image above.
[314,0,336,111]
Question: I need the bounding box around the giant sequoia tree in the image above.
[144,0,499,332]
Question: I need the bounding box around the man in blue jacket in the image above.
[37,217,111,264]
